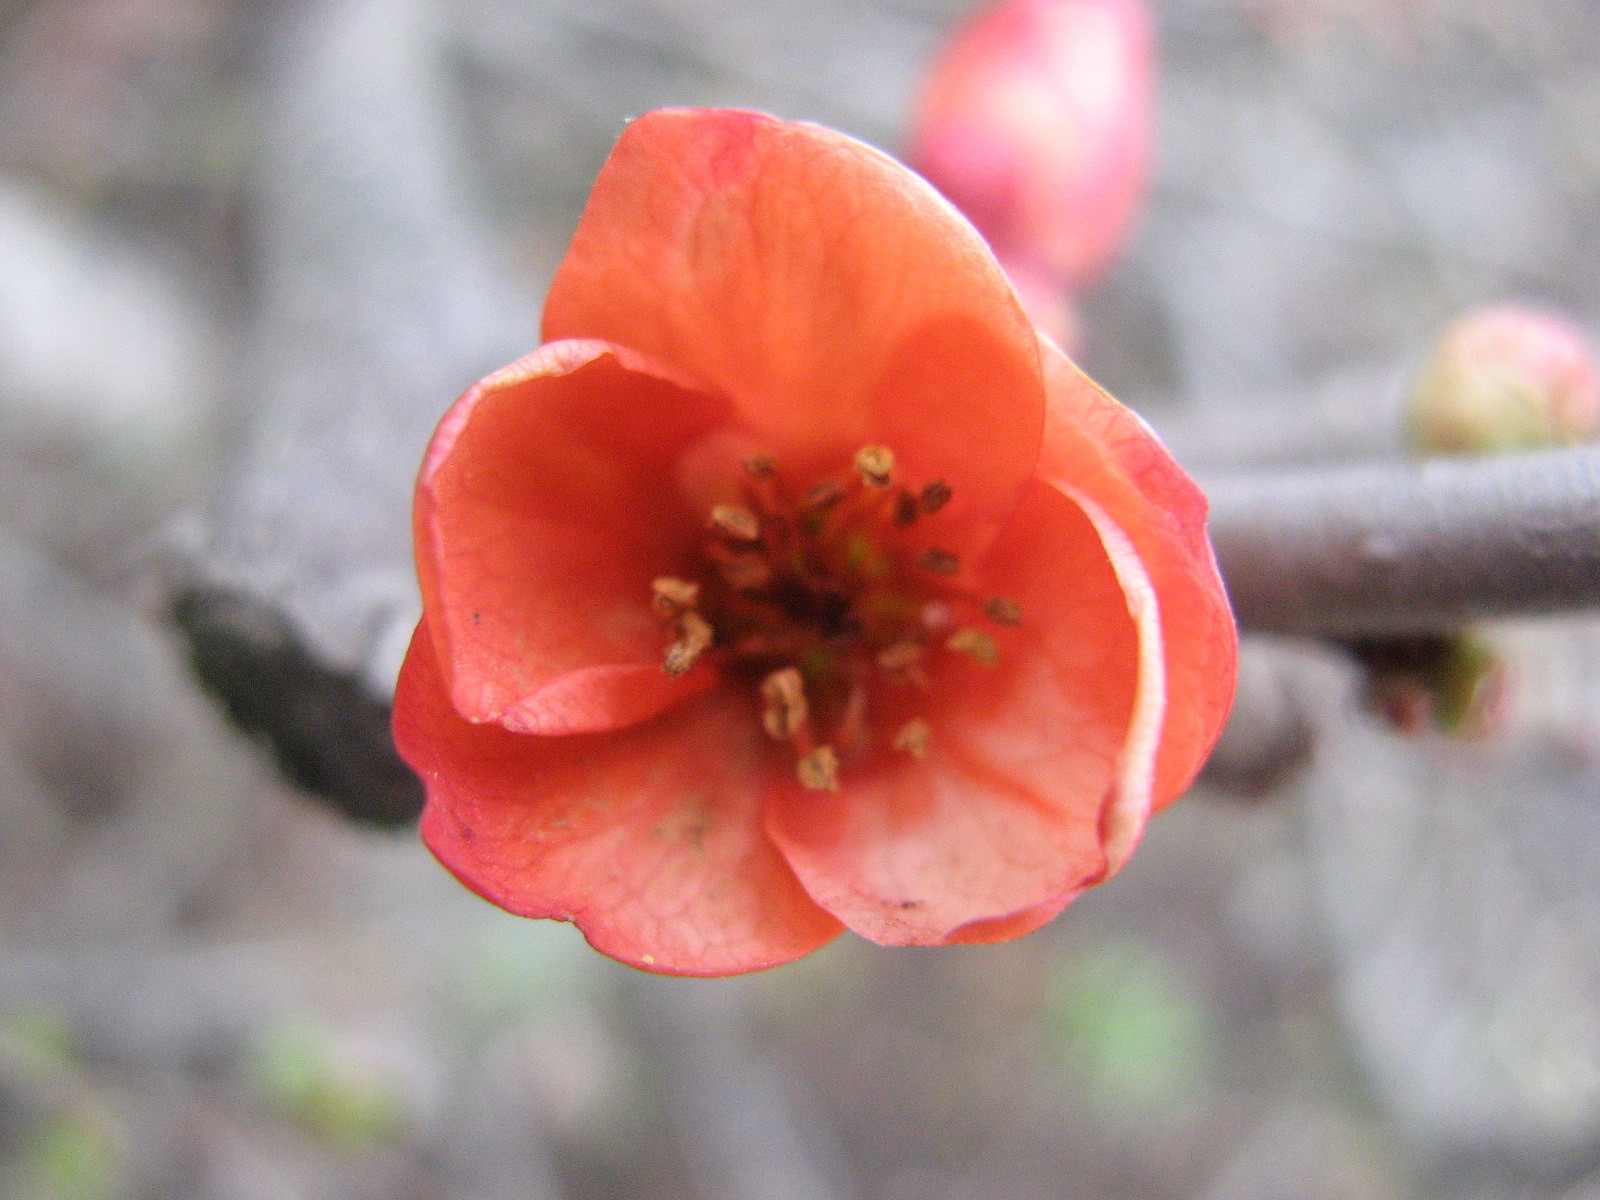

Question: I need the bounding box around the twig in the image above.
[170,0,531,825]
[1207,444,1600,638]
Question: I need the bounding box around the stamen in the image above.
[660,450,990,786]
[717,553,773,591]
[920,480,953,514]
[854,445,896,487]
[946,627,999,666]
[894,718,931,759]
[797,745,840,792]
[664,610,714,675]
[984,597,1022,625]
[836,680,869,755]
[710,503,761,541]
[893,491,920,527]
[804,478,845,511]
[651,576,700,615]
[876,639,925,677]
[761,667,810,740]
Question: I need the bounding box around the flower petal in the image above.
[1059,483,1165,873]
[417,340,728,735]
[396,621,843,976]
[1037,339,1238,807]
[542,108,1046,556]
[941,486,1167,941]
[765,477,1144,945]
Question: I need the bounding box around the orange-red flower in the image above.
[908,0,1153,341]
[393,109,1235,976]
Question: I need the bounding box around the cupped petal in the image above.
[1037,339,1238,808]
[542,108,1046,557]
[765,476,1147,945]
[396,622,844,976]
[945,489,1166,941]
[1059,483,1165,873]
[417,339,729,735]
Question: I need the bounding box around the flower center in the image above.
[651,446,1021,791]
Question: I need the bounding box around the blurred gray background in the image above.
[4,0,1600,1197]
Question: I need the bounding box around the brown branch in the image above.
[163,1,1600,816]
[1207,444,1600,638]
[170,0,530,826]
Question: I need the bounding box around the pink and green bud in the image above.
[1408,304,1600,455]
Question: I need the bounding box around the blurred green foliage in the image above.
[248,1020,410,1148]
[1045,940,1214,1118]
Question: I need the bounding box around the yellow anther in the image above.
[710,503,761,541]
[984,597,1022,625]
[946,627,1000,666]
[651,576,700,615]
[854,445,896,487]
[797,745,841,792]
[742,454,776,479]
[920,480,953,514]
[664,610,714,676]
[918,547,960,576]
[760,667,810,741]
[894,718,931,759]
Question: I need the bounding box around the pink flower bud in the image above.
[908,0,1153,316]
[1408,304,1600,455]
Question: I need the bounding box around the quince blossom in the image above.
[393,109,1235,976]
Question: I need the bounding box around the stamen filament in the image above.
[716,551,774,591]
[835,679,869,755]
